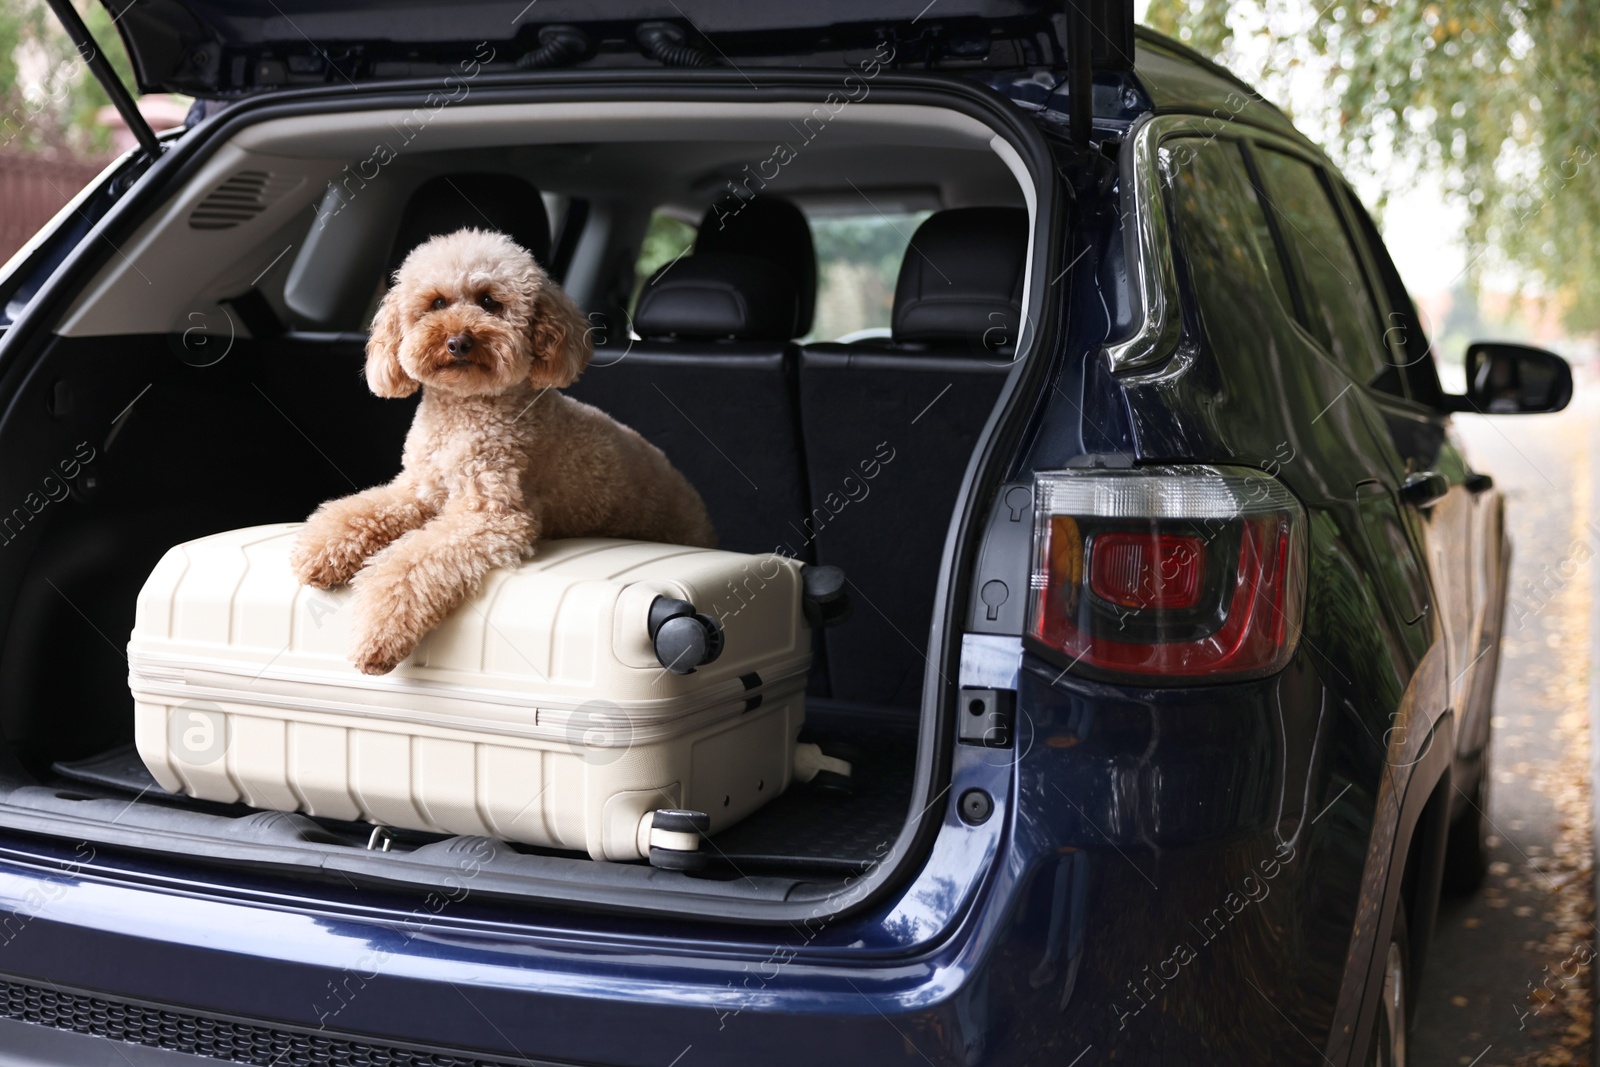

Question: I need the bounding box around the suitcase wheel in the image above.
[646,809,709,870]
[648,598,725,674]
[649,846,709,871]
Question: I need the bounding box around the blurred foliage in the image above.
[631,212,696,306]
[631,207,935,342]
[809,210,930,341]
[0,0,139,158]
[1144,0,1600,332]
[811,211,929,281]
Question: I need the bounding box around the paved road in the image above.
[1412,381,1595,1067]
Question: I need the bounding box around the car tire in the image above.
[1441,762,1490,895]
[1365,908,1410,1067]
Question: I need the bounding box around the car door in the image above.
[1244,143,1476,724]
[1336,186,1502,761]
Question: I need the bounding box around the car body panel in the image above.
[0,19,1516,1067]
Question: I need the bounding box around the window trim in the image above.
[1241,139,1407,399]
[1327,179,1451,412]
[1237,139,1311,327]
[1105,113,1409,387]
[1158,132,1301,340]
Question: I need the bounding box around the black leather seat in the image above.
[694,197,819,337]
[798,207,1028,707]
[566,252,811,558]
[387,172,552,271]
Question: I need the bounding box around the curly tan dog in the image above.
[289,228,715,675]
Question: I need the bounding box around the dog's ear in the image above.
[527,282,592,389]
[365,287,419,398]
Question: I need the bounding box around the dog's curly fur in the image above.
[289,228,715,675]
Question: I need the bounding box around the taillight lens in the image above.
[1026,465,1306,684]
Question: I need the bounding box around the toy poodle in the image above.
[289,227,716,675]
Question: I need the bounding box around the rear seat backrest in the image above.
[566,252,811,558]
[798,206,1029,707]
[386,172,552,274]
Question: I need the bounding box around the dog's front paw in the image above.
[351,630,415,675]
[289,533,369,589]
[347,556,429,674]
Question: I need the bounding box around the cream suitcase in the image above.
[127,524,848,867]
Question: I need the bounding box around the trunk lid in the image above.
[91,0,1133,97]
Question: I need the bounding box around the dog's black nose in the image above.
[446,334,474,356]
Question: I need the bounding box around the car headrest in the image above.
[695,198,816,337]
[892,207,1028,349]
[386,173,551,278]
[634,254,799,342]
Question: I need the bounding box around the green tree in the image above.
[0,0,139,157]
[1144,0,1600,332]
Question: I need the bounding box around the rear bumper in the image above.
[0,650,1361,1066]
[0,833,1001,1067]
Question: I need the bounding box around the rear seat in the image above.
[799,207,1028,707]
[693,197,819,337]
[566,252,811,558]
[387,172,552,269]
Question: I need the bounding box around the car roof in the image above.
[1131,28,1317,150]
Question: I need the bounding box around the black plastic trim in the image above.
[0,971,553,1066]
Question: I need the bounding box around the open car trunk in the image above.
[0,74,1055,921]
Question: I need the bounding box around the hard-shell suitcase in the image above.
[127,524,848,867]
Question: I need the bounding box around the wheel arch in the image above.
[1347,710,1455,1063]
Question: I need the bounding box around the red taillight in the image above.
[1088,532,1206,610]
[1026,466,1305,684]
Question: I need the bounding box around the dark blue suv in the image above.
[0,1,1573,1064]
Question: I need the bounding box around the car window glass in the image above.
[805,208,931,343]
[1163,138,1295,331]
[1338,186,1449,406]
[1240,167,1297,317]
[1251,149,1390,386]
[631,211,697,310]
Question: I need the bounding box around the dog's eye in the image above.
[478,294,499,312]
[431,297,447,310]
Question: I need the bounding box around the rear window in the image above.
[1250,148,1389,385]
[805,208,931,343]
[631,210,697,307]
[1163,138,1294,335]
[628,203,938,343]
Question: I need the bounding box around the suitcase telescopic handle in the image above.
[647,597,725,675]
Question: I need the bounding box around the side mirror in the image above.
[1448,341,1573,414]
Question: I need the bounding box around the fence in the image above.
[0,152,110,266]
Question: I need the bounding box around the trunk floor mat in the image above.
[717,708,917,874]
[51,705,918,876]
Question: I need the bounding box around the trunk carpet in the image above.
[52,701,919,876]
